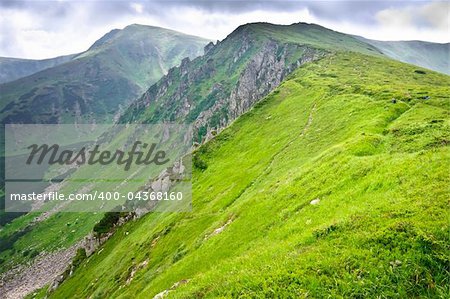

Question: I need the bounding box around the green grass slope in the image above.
[51,52,449,298]
[0,24,209,124]
[359,38,449,75]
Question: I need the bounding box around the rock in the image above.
[310,198,320,205]
[389,260,402,267]
[204,41,215,54]
[153,290,170,299]
[124,35,322,147]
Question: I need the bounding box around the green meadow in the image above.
[46,52,449,298]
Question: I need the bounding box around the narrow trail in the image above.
[223,100,318,209]
[262,101,317,175]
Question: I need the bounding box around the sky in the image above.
[0,0,448,59]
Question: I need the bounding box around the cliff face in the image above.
[120,25,324,142]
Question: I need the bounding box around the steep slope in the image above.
[0,24,209,124]
[0,54,76,84]
[0,22,356,278]
[50,52,449,298]
[0,24,208,288]
[358,38,449,75]
[120,22,383,142]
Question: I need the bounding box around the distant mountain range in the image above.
[0,24,209,124]
[0,54,77,84]
[357,37,449,75]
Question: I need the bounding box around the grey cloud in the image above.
[1,1,437,27]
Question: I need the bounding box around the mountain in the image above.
[1,22,448,298]
[50,50,450,298]
[120,22,383,142]
[0,24,210,124]
[357,38,449,75]
[0,54,76,84]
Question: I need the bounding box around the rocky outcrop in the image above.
[194,43,320,141]
[121,32,324,144]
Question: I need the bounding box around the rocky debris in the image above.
[134,159,189,217]
[81,232,110,256]
[390,260,402,268]
[152,279,190,299]
[0,241,82,299]
[126,259,149,285]
[205,218,234,240]
[0,220,121,299]
[153,289,170,299]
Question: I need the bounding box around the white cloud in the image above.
[131,3,144,14]
[152,6,315,41]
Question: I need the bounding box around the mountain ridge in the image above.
[50,50,450,299]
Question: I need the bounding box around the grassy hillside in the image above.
[359,38,449,75]
[50,52,449,298]
[0,22,337,277]
[0,54,76,84]
[0,24,209,124]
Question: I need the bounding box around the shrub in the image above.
[93,212,122,237]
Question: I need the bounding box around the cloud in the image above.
[374,0,449,41]
[0,0,448,59]
[419,1,449,30]
[376,1,449,29]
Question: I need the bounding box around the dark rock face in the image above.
[204,42,215,54]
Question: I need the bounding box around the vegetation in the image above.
[93,212,129,238]
[0,25,209,273]
[49,52,449,298]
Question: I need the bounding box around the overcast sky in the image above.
[0,0,448,59]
